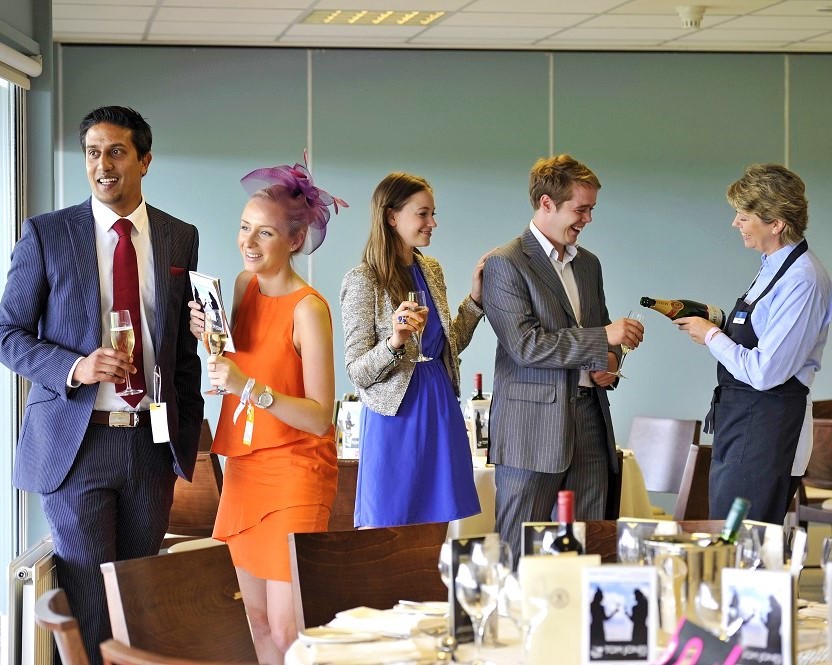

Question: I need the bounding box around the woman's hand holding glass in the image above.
[390,297,427,355]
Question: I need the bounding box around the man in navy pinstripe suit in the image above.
[481,155,643,563]
[0,106,203,664]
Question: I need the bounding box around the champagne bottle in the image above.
[719,497,751,545]
[640,296,725,328]
[547,491,584,554]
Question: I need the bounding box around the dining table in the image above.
[285,601,830,665]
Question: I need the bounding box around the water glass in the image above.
[455,560,499,665]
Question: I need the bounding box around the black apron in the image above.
[705,240,809,523]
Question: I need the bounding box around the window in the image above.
[0,76,26,615]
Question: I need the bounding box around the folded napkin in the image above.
[299,638,424,665]
[329,606,433,638]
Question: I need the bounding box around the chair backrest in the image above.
[100,544,257,661]
[626,416,702,493]
[100,640,258,665]
[167,420,222,537]
[34,588,91,665]
[812,400,832,419]
[289,522,448,629]
[328,459,358,531]
[804,418,832,490]
[672,443,712,520]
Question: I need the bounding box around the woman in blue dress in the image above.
[340,172,490,526]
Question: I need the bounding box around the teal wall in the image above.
[56,46,832,443]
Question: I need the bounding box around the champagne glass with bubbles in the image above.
[202,306,229,395]
[407,290,432,362]
[609,310,644,379]
[110,310,142,397]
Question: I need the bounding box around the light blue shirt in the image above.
[708,242,832,392]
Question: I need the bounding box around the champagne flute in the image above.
[202,306,229,395]
[609,310,645,379]
[407,290,432,362]
[109,310,142,396]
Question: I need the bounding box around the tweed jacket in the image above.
[482,227,620,475]
[340,253,483,416]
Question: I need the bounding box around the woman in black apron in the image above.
[675,164,832,524]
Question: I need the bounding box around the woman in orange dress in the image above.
[189,155,346,664]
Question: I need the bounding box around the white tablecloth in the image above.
[447,449,653,539]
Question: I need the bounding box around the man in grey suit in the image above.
[0,106,203,664]
[482,154,643,561]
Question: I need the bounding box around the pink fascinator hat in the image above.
[240,150,348,255]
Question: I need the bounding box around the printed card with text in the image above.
[581,565,658,664]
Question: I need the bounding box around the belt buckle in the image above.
[108,412,137,427]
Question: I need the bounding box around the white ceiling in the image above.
[52,0,832,52]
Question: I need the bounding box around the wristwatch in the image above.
[255,386,273,409]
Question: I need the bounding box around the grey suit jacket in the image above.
[340,253,483,416]
[0,198,204,493]
[481,227,619,474]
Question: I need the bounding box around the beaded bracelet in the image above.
[385,336,405,359]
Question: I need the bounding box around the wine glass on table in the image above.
[455,559,500,665]
[109,310,142,397]
[608,310,645,379]
[202,306,229,395]
[407,290,432,362]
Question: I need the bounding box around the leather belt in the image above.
[90,410,151,428]
[576,386,595,399]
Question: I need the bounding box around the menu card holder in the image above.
[720,568,794,665]
[448,534,498,644]
[580,565,658,664]
[521,522,587,555]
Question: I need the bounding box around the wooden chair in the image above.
[34,588,90,665]
[100,640,258,665]
[584,519,726,563]
[328,459,358,531]
[794,416,832,529]
[100,544,257,661]
[625,416,710,519]
[289,522,448,629]
[167,420,222,537]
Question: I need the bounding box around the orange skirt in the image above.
[212,438,337,581]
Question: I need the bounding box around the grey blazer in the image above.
[481,227,620,475]
[340,253,483,416]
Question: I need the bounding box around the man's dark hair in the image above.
[79,106,152,158]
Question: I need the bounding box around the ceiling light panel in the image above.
[303,9,445,25]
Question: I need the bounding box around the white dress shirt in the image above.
[67,197,158,411]
[529,220,593,387]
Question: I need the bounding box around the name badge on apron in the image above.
[732,311,748,325]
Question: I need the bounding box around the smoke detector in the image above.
[676,5,706,29]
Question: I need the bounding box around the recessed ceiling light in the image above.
[303,9,446,26]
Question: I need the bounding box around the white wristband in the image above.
[234,377,256,424]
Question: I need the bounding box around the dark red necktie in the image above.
[112,218,146,406]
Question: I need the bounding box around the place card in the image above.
[521,521,586,555]
[721,568,795,665]
[520,553,601,665]
[580,565,658,664]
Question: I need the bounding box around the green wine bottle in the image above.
[719,497,751,544]
[640,296,725,328]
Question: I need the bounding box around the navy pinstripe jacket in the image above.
[0,198,204,493]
